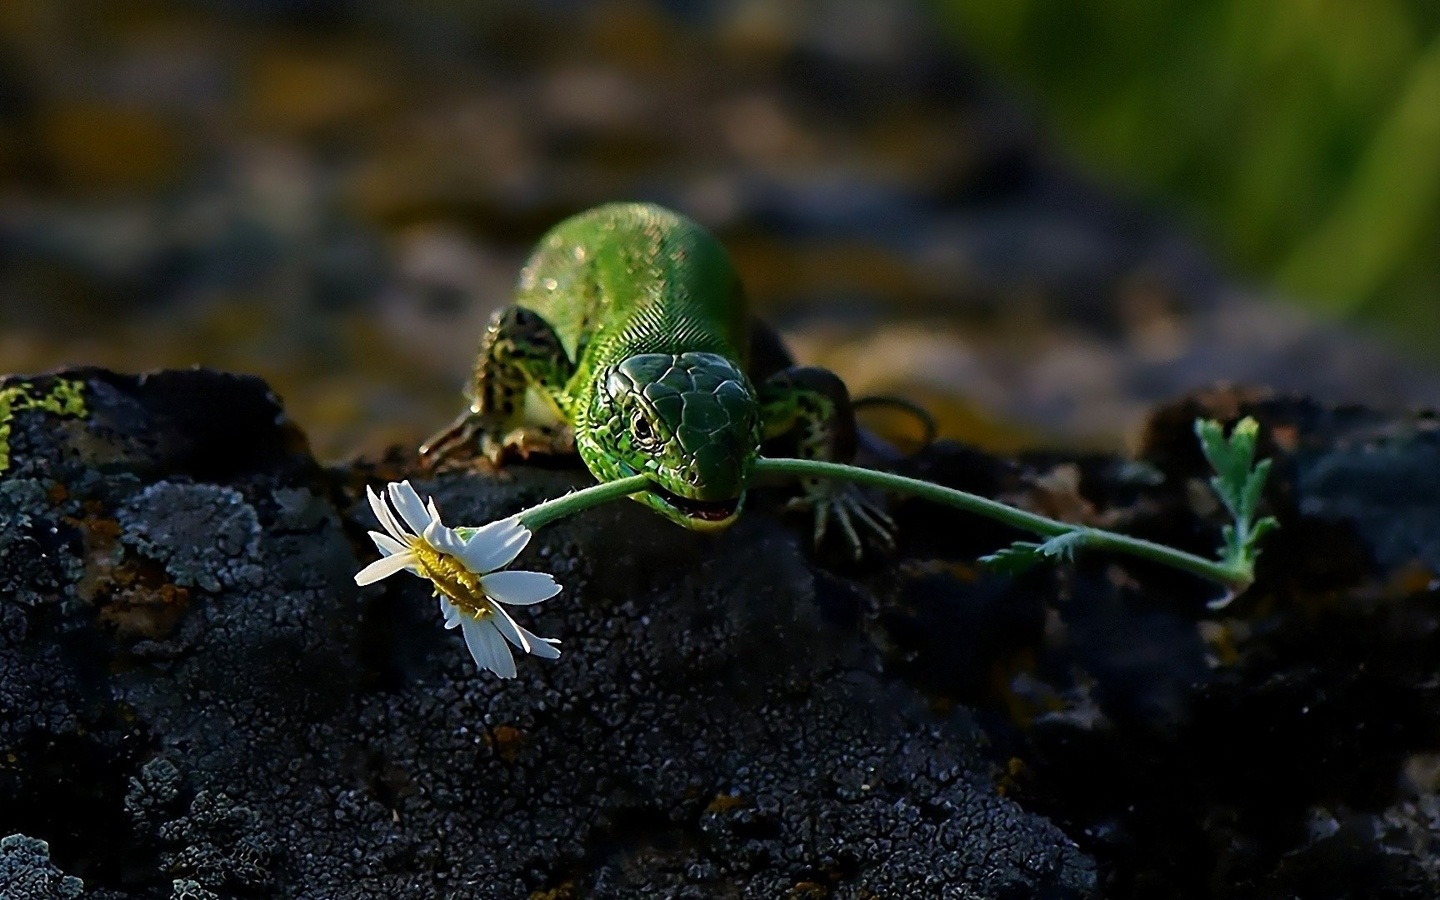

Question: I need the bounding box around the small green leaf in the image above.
[1245,517,1279,559]
[1199,417,1266,520]
[980,530,1092,575]
[1036,530,1090,562]
[1194,418,1225,461]
[1195,416,1279,589]
[1240,458,1271,522]
[979,542,1047,575]
[1231,416,1259,447]
[1217,523,1241,567]
[1250,516,1279,541]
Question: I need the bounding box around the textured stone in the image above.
[0,369,1094,898]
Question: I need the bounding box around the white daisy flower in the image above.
[354,480,562,678]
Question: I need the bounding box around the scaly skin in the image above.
[421,203,892,553]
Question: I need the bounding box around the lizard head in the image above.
[579,352,761,531]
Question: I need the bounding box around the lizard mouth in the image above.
[648,482,741,524]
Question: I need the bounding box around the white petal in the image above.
[388,481,434,537]
[518,627,562,660]
[481,570,561,606]
[423,499,457,548]
[458,517,530,573]
[368,531,409,555]
[367,485,409,541]
[354,550,418,585]
[488,604,562,661]
[427,498,445,525]
[488,601,532,652]
[440,597,462,629]
[461,616,516,678]
[423,517,465,556]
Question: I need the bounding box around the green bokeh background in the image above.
[936,0,1440,348]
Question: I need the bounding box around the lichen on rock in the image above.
[118,482,263,593]
[0,377,88,475]
[0,834,84,900]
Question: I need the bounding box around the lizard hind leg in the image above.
[418,407,483,461]
[420,304,577,467]
[759,366,897,559]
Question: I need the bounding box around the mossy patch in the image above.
[0,378,88,474]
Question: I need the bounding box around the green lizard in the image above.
[420,202,894,554]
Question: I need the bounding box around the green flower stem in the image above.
[484,459,1252,592]
[514,474,652,531]
[752,457,1253,590]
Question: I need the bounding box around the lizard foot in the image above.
[421,414,574,470]
[490,424,574,462]
[786,478,896,560]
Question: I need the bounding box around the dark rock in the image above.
[0,367,1096,898]
[1006,389,1440,899]
[7,367,1440,898]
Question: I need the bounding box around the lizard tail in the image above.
[850,395,938,452]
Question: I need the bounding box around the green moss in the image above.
[0,378,89,474]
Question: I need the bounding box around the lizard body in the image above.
[422,202,891,551]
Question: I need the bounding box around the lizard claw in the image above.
[787,479,896,560]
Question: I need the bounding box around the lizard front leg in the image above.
[759,366,896,557]
[421,305,576,466]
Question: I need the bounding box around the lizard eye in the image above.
[631,411,656,447]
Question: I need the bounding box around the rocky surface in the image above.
[1,368,1096,899]
[3,368,1438,899]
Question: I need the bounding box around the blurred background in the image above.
[2,0,1437,461]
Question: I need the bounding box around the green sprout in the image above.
[975,415,1276,602]
[1194,417,1279,577]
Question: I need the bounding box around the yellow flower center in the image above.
[412,542,491,620]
